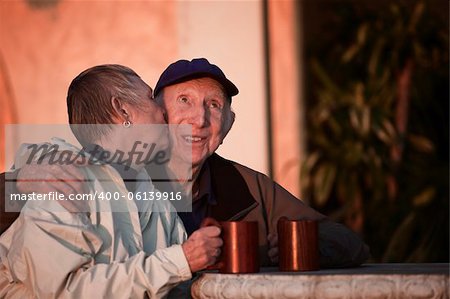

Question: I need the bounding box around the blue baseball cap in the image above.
[154,58,239,99]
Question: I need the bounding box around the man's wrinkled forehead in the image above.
[165,77,229,100]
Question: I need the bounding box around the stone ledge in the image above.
[191,264,449,299]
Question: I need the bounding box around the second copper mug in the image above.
[277,217,320,271]
[203,219,259,274]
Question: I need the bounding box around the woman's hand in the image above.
[181,225,223,273]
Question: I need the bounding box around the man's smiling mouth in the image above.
[183,135,206,144]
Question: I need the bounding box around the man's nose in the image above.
[190,105,209,127]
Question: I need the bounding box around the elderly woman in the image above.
[0,65,221,298]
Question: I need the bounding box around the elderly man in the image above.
[151,58,369,267]
[2,58,369,268]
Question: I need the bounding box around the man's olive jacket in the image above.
[203,153,370,267]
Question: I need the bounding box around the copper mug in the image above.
[203,218,259,274]
[277,217,320,271]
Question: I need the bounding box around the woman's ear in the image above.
[111,97,131,122]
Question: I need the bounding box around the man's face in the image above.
[160,77,233,168]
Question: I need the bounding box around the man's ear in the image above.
[111,97,131,122]
[221,110,235,141]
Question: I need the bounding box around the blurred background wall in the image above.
[1,0,448,263]
[0,0,271,181]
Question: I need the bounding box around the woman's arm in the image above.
[3,206,191,299]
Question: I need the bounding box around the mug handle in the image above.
[200,217,224,270]
[200,217,221,228]
[277,216,289,225]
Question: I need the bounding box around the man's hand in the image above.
[267,233,279,264]
[16,154,89,213]
[181,226,223,273]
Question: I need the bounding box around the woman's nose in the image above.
[158,106,168,124]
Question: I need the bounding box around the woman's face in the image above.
[128,80,167,126]
[111,80,169,168]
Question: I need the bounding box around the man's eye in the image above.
[178,96,189,103]
[209,101,222,109]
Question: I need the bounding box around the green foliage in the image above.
[302,0,449,262]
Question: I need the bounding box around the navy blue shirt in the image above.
[177,162,217,235]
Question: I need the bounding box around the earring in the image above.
[123,120,131,128]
